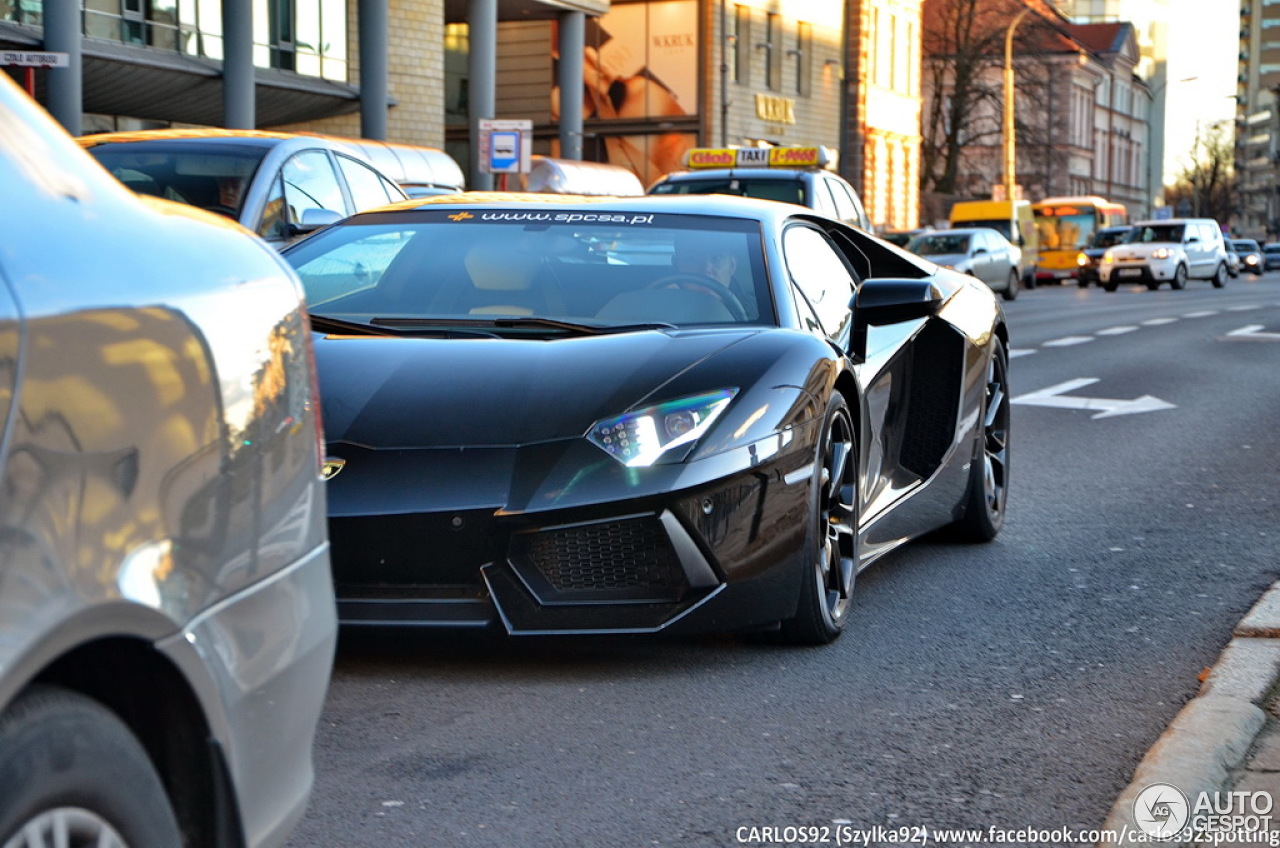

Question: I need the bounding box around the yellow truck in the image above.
[949,199,1038,286]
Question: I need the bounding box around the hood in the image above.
[316,328,757,448]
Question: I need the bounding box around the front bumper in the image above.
[1100,259,1175,283]
[329,444,814,636]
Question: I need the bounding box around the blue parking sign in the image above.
[489,131,520,173]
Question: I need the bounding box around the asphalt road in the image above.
[287,273,1280,848]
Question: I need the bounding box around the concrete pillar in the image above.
[41,0,81,135]
[468,0,497,190]
[359,0,389,139]
[557,11,584,161]
[222,0,255,128]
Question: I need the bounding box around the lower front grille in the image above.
[511,515,689,602]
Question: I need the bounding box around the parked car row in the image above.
[4,79,1011,847]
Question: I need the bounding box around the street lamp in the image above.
[1002,7,1031,202]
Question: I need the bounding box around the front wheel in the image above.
[0,686,183,848]
[1103,279,1118,292]
[1211,263,1228,288]
[780,394,858,645]
[947,337,1010,542]
[1000,269,1019,301]
[1171,264,1188,290]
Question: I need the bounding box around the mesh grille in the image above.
[522,517,685,593]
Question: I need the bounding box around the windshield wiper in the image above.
[309,314,386,336]
[369,316,678,336]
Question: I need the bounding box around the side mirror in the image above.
[290,207,344,237]
[848,278,945,362]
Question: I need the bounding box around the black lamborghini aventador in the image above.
[283,192,1010,645]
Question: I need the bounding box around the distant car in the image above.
[284,192,1010,645]
[1230,239,1264,276]
[649,146,872,231]
[1264,243,1280,271]
[1100,218,1230,291]
[0,76,335,847]
[881,227,932,247]
[906,227,1021,300]
[1076,225,1134,287]
[79,128,408,248]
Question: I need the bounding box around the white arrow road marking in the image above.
[1224,325,1280,341]
[1012,378,1177,419]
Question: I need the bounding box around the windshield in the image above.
[87,141,268,220]
[1125,224,1185,244]
[1232,240,1260,251]
[1036,212,1096,251]
[907,233,971,256]
[284,210,772,329]
[651,177,806,206]
[1093,228,1131,248]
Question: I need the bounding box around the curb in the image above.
[1097,581,1280,847]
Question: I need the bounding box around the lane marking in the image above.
[1142,317,1177,326]
[1012,378,1176,419]
[1009,348,1038,359]
[1043,336,1093,347]
[1223,325,1280,341]
[1097,326,1139,335]
[1183,310,1218,318]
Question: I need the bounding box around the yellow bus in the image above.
[1032,196,1127,284]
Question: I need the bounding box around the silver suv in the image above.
[0,76,335,847]
[1100,217,1230,291]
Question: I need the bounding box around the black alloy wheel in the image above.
[781,393,858,645]
[950,337,1010,542]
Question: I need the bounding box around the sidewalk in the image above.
[1098,581,1280,847]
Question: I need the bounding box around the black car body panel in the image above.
[286,193,1009,640]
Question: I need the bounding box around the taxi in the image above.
[648,146,872,231]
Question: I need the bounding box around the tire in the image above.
[1211,262,1227,288]
[1103,280,1118,292]
[1170,264,1188,290]
[0,686,182,848]
[1146,281,1160,291]
[948,337,1010,542]
[1000,269,1019,301]
[780,393,858,645]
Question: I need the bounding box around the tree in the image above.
[920,0,1066,207]
[1165,121,1236,225]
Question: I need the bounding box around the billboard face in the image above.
[554,0,698,186]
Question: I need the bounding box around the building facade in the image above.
[1236,0,1280,239]
[920,0,1150,219]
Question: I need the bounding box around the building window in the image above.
[734,4,750,85]
[765,11,781,92]
[793,20,811,96]
[75,0,344,80]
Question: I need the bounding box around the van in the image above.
[949,199,1038,285]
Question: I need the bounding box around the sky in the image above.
[1161,0,1239,182]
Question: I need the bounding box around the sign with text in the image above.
[1,51,69,67]
[478,119,532,174]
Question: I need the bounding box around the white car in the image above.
[905,227,1021,301]
[1100,218,1230,291]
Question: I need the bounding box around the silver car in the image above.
[0,76,335,848]
[906,227,1021,301]
[79,128,408,248]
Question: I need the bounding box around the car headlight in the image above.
[1076,253,1088,267]
[1246,255,1260,266]
[1152,247,1172,260]
[587,389,737,467]
[1102,250,1114,264]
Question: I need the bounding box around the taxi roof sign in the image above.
[684,146,837,171]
